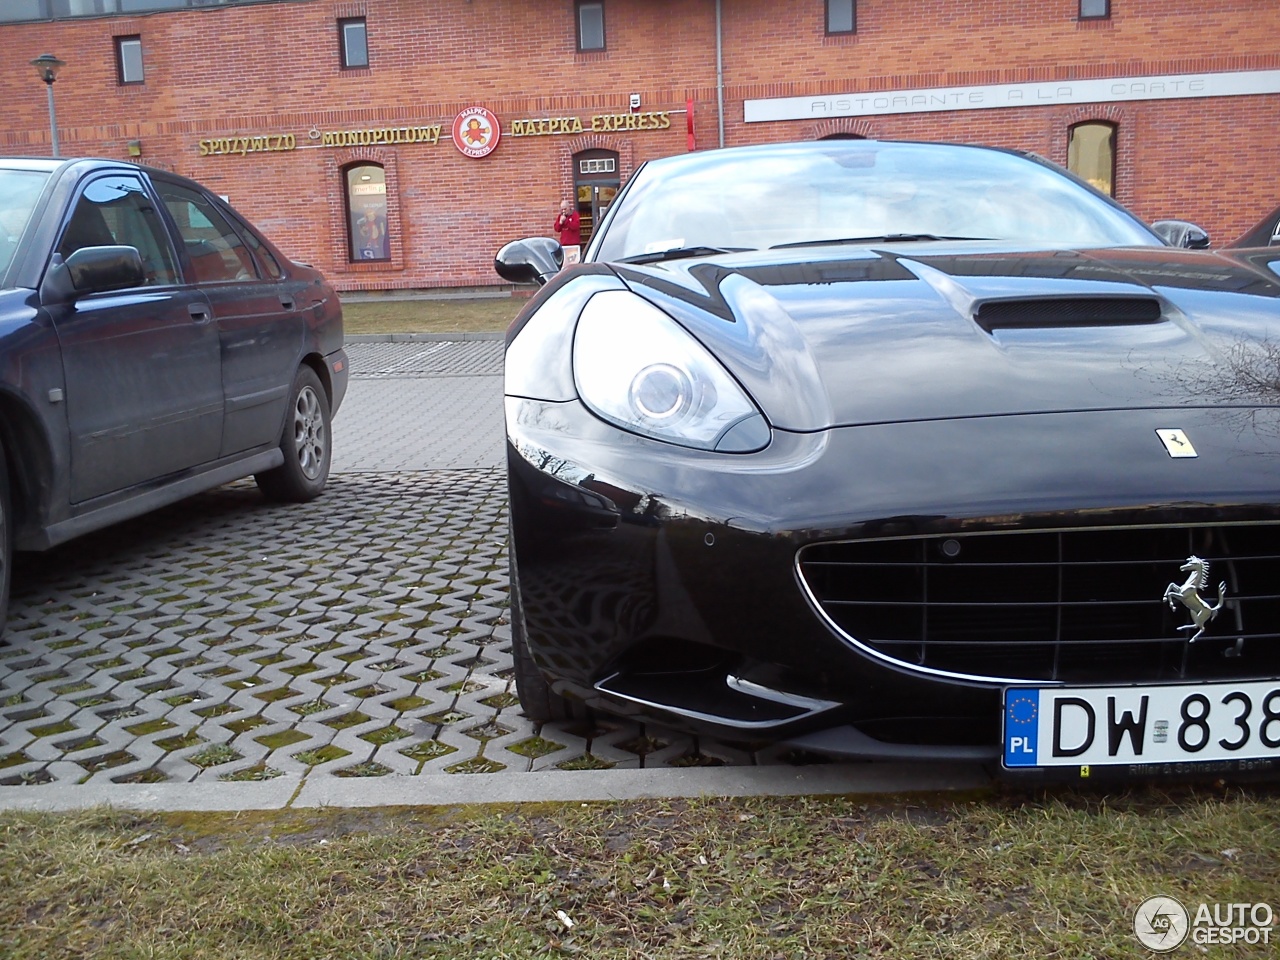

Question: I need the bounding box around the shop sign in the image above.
[508,112,671,137]
[745,67,1280,123]
[196,126,443,158]
[198,134,297,157]
[452,106,501,158]
[319,126,442,147]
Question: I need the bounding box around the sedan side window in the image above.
[58,175,178,285]
[226,207,284,279]
[156,181,259,284]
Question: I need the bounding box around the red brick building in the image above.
[2,0,1277,293]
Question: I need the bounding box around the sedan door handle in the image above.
[279,296,296,311]
[188,302,211,323]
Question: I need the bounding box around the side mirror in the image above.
[495,237,564,286]
[1151,220,1211,250]
[42,245,146,305]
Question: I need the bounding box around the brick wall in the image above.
[1,0,1276,291]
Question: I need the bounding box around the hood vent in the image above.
[974,296,1163,333]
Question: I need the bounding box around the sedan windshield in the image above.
[0,168,50,276]
[592,141,1161,262]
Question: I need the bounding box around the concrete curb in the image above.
[345,332,505,343]
[0,762,994,812]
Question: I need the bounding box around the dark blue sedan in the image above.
[0,157,347,636]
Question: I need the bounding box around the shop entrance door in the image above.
[573,149,620,247]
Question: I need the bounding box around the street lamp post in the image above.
[30,53,66,158]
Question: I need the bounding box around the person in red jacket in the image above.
[555,199,581,247]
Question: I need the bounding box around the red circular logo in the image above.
[452,106,501,159]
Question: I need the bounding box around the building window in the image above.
[576,1,605,52]
[339,17,368,69]
[826,0,856,34]
[1080,0,1110,19]
[346,164,389,261]
[115,34,143,84]
[1067,121,1116,196]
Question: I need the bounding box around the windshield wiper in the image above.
[618,245,754,264]
[771,234,991,249]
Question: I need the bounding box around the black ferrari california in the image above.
[496,139,1280,779]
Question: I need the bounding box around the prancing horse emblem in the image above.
[1164,555,1226,642]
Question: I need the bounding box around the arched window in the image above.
[819,133,865,140]
[1067,121,1116,197]
[345,163,389,261]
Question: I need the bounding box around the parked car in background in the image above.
[497,138,1280,781]
[1229,204,1280,248]
[0,157,347,636]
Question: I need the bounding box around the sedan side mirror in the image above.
[1151,220,1211,249]
[495,237,564,286]
[41,245,146,305]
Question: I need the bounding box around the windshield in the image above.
[591,141,1161,262]
[0,168,50,277]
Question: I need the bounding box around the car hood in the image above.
[613,244,1280,432]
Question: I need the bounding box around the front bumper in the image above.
[507,395,1280,760]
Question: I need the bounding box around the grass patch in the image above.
[154,732,204,752]
[249,731,306,751]
[189,745,243,769]
[341,296,522,335]
[322,711,371,731]
[399,740,456,763]
[557,753,615,771]
[223,716,269,736]
[77,751,136,773]
[0,751,33,770]
[289,699,334,717]
[507,737,564,759]
[124,719,177,737]
[193,704,237,719]
[293,745,351,767]
[219,763,284,782]
[359,725,411,746]
[251,686,300,704]
[385,695,431,713]
[28,720,76,739]
[1,788,1278,957]
[51,681,94,696]
[333,761,393,778]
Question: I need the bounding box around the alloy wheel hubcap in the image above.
[293,386,326,480]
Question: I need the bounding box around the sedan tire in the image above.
[255,366,331,503]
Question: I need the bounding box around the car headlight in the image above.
[573,290,769,452]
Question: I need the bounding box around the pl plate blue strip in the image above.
[1004,688,1040,767]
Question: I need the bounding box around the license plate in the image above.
[1003,680,1280,769]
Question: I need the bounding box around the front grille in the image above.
[797,525,1280,683]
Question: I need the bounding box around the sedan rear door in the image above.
[151,176,303,458]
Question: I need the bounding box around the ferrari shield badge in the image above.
[1163,555,1226,642]
[1156,428,1197,458]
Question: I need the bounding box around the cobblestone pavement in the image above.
[0,341,789,788]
